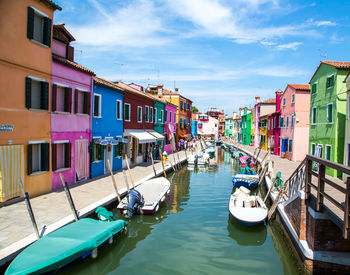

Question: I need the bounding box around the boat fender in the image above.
[91,248,98,259]
[155,204,159,212]
[161,196,165,202]
[167,190,170,195]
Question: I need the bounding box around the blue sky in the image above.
[54,0,350,114]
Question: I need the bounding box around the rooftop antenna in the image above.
[318,49,327,60]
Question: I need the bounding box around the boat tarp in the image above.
[6,218,127,275]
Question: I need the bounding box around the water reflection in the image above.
[227,215,267,246]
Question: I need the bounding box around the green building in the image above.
[153,99,166,148]
[225,116,233,137]
[309,61,350,178]
[241,108,252,145]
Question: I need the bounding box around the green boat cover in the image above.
[6,218,127,275]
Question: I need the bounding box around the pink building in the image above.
[164,102,177,154]
[197,113,219,140]
[280,84,310,161]
[51,24,95,190]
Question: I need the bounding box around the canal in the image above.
[63,148,304,275]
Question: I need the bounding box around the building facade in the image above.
[241,108,251,145]
[272,90,282,156]
[254,97,276,148]
[225,116,233,137]
[164,102,177,154]
[51,24,94,190]
[344,73,350,172]
[309,61,350,178]
[0,0,61,201]
[279,84,310,161]
[197,113,218,140]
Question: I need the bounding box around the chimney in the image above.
[175,88,179,92]
[275,89,282,112]
[255,96,260,104]
[157,83,163,95]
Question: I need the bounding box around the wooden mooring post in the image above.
[150,150,157,177]
[159,147,167,177]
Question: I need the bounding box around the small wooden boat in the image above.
[187,154,198,165]
[197,152,210,165]
[5,218,127,275]
[117,177,170,215]
[229,187,267,226]
[232,173,259,189]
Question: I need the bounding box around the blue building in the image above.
[191,119,197,137]
[91,77,126,178]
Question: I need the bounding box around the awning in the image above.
[146,130,164,141]
[116,136,128,143]
[179,134,188,138]
[124,130,156,144]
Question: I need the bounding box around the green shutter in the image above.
[27,7,34,39]
[331,75,334,87]
[41,143,50,171]
[98,145,104,160]
[27,144,33,175]
[25,77,32,109]
[91,139,95,162]
[43,17,52,47]
[40,81,49,110]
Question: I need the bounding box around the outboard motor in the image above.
[246,157,252,167]
[125,189,144,217]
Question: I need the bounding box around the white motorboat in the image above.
[187,154,198,165]
[197,152,210,165]
[229,187,268,226]
[117,177,170,215]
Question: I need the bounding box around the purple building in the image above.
[51,24,95,190]
[164,102,177,154]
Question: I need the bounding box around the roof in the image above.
[260,97,276,104]
[42,0,62,10]
[52,55,95,75]
[53,24,75,43]
[162,90,192,103]
[310,60,350,83]
[288,84,310,91]
[94,77,123,92]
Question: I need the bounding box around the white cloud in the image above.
[314,20,336,27]
[276,42,302,51]
[260,40,277,46]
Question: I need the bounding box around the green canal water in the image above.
[63,149,304,275]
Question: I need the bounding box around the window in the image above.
[92,139,104,162]
[283,98,286,106]
[325,144,331,161]
[174,113,176,122]
[180,101,183,110]
[75,89,90,115]
[93,94,102,117]
[311,107,317,124]
[150,107,153,122]
[27,7,52,47]
[311,83,317,94]
[114,142,124,158]
[27,142,49,175]
[116,100,122,120]
[184,119,187,128]
[52,84,72,113]
[311,143,316,155]
[279,116,284,128]
[184,102,187,110]
[169,111,172,123]
[52,142,71,171]
[291,94,295,103]
[326,75,334,89]
[25,77,49,110]
[145,105,149,122]
[291,115,294,127]
[154,108,157,123]
[161,110,164,123]
[286,116,289,128]
[165,110,168,123]
[180,118,183,128]
[124,103,130,121]
[138,143,143,156]
[327,103,333,123]
[137,106,142,123]
[289,140,293,152]
[317,144,323,158]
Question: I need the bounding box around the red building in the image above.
[186,98,192,136]
[117,82,157,166]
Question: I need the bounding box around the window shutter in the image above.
[93,95,99,116]
[90,139,95,162]
[41,143,50,171]
[27,144,33,175]
[98,145,104,160]
[65,88,72,113]
[65,143,71,168]
[25,77,32,109]
[84,93,91,115]
[66,45,74,61]
[43,17,52,47]
[74,90,79,113]
[52,144,57,171]
[40,81,49,110]
[27,7,34,39]
[331,75,335,87]
[52,84,57,112]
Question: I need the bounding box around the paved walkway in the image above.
[0,150,189,265]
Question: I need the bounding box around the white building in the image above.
[197,113,219,140]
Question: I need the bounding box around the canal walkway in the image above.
[0,150,188,266]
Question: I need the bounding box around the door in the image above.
[104,144,113,173]
[75,139,89,181]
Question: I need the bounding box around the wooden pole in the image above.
[107,159,121,202]
[124,154,135,189]
[150,150,157,177]
[18,179,40,239]
[264,177,278,203]
[59,173,79,222]
[159,147,167,177]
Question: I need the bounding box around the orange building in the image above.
[0,0,61,200]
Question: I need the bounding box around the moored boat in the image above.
[232,173,259,189]
[239,155,254,167]
[197,152,210,165]
[205,146,216,154]
[229,187,268,226]
[187,154,198,165]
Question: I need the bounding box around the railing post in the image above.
[305,158,312,200]
[316,164,325,212]
[344,177,350,239]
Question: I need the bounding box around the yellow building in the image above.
[251,109,255,146]
[259,115,268,151]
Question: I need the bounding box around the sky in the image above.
[53,0,350,114]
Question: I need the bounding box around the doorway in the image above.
[104,144,113,173]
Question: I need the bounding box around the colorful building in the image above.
[259,115,268,150]
[51,24,94,190]
[267,113,274,153]
[164,102,177,154]
[207,108,225,137]
[254,97,276,148]
[191,119,198,138]
[197,113,218,140]
[279,84,310,161]
[309,61,350,178]
[91,77,125,178]
[241,108,251,145]
[0,0,61,201]
[344,73,350,171]
[272,90,282,156]
[225,116,233,137]
[251,108,255,146]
